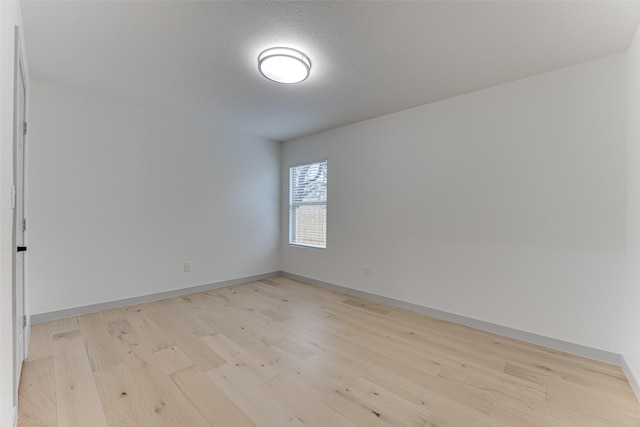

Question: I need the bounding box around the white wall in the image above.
[282,54,627,354]
[1,2,28,425]
[625,25,640,396]
[28,79,281,315]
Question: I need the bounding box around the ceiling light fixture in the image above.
[258,47,311,84]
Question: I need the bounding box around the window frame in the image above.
[288,159,327,249]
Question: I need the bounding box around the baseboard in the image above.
[29,269,623,367]
[24,322,31,359]
[10,405,17,427]
[281,272,622,366]
[30,271,281,324]
[621,355,640,402]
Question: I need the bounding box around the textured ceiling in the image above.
[21,1,640,142]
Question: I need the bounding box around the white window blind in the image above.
[289,160,327,248]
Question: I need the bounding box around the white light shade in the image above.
[258,47,311,84]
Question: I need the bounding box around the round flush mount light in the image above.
[258,47,311,84]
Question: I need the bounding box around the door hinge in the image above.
[22,218,26,232]
[23,121,27,136]
[23,315,27,328]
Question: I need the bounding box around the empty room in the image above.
[4,0,640,425]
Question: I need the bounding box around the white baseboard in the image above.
[10,405,17,427]
[26,270,631,391]
[30,271,280,324]
[24,322,30,360]
[621,355,640,402]
[281,272,622,366]
[22,270,640,407]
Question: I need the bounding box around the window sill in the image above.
[288,243,326,250]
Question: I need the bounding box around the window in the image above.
[289,160,327,248]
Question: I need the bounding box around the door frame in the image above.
[12,25,27,406]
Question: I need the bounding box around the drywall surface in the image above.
[1,3,27,425]
[625,25,640,398]
[282,54,627,354]
[28,79,280,315]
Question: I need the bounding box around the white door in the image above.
[13,28,26,403]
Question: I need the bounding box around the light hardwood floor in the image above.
[18,276,640,426]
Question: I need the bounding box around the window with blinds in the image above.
[289,160,327,248]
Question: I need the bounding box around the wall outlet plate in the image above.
[364,266,371,278]
[184,262,192,272]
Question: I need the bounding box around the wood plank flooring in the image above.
[17,276,640,426]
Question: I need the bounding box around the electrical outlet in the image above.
[364,266,371,278]
[184,262,192,272]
